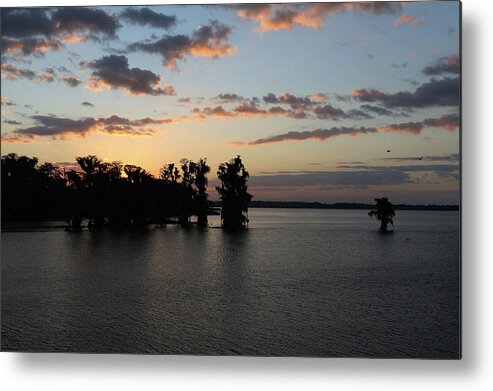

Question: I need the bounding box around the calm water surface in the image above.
[1,208,460,357]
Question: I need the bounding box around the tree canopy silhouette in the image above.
[1,153,218,229]
[368,197,395,232]
[216,155,252,229]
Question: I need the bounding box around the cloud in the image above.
[1,97,16,106]
[0,133,37,144]
[336,163,459,174]
[378,114,459,134]
[394,14,425,26]
[212,93,244,103]
[377,121,425,135]
[422,113,460,131]
[86,55,175,96]
[192,105,237,119]
[1,8,54,38]
[360,104,398,117]
[50,7,120,38]
[260,92,316,108]
[422,54,460,76]
[313,105,373,120]
[193,102,308,120]
[3,119,22,125]
[121,7,176,30]
[263,92,279,104]
[278,92,317,109]
[334,94,352,102]
[248,169,413,188]
[352,77,460,108]
[59,76,82,87]
[1,37,63,56]
[14,115,99,138]
[268,106,307,119]
[233,101,268,116]
[12,114,191,140]
[234,114,459,146]
[1,64,54,82]
[81,101,94,107]
[307,93,329,101]
[196,92,379,122]
[313,104,347,120]
[128,20,234,68]
[377,153,460,162]
[1,7,120,57]
[235,126,378,145]
[236,3,401,32]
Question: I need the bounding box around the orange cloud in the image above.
[422,54,460,76]
[1,64,54,82]
[62,34,90,43]
[188,41,235,59]
[394,14,425,26]
[307,93,329,101]
[1,37,64,56]
[1,97,16,106]
[128,20,235,69]
[377,121,424,135]
[237,3,402,32]
[12,114,192,140]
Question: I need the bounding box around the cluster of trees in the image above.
[1,153,252,229]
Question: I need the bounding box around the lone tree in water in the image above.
[216,156,252,229]
[369,197,395,232]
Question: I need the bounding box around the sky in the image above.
[0,1,460,204]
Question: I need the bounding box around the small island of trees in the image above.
[1,153,252,230]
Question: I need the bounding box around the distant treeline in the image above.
[240,200,459,211]
[1,153,252,229]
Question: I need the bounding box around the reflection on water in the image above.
[1,209,460,357]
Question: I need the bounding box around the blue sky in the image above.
[1,2,460,203]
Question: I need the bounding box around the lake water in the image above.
[1,208,460,357]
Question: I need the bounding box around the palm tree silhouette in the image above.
[368,197,395,232]
[216,156,252,229]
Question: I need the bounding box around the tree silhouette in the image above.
[65,169,84,229]
[216,156,252,229]
[123,164,154,226]
[159,163,180,184]
[195,158,211,226]
[2,153,218,229]
[368,197,395,231]
[177,158,196,225]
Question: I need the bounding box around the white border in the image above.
[2,0,492,390]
